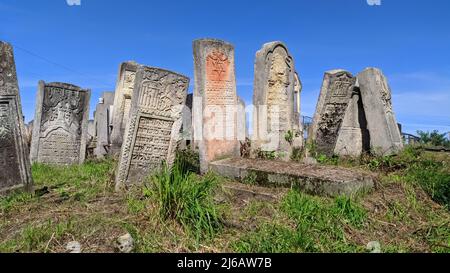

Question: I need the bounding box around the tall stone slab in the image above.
[357,68,403,155]
[334,87,370,157]
[252,42,302,160]
[94,92,114,158]
[110,61,139,156]
[115,66,189,190]
[180,93,193,150]
[30,81,91,165]
[309,70,356,156]
[0,41,33,194]
[193,39,240,173]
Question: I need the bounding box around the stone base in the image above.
[210,158,375,197]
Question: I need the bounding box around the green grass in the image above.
[144,159,223,242]
[1,146,450,253]
[232,191,367,253]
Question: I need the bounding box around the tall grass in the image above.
[232,191,367,253]
[144,158,222,241]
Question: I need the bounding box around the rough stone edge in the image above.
[210,159,374,197]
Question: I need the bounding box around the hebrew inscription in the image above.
[115,66,189,189]
[30,82,91,165]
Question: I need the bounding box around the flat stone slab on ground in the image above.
[210,158,375,197]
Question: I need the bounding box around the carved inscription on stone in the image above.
[115,66,189,189]
[0,102,21,189]
[252,42,301,159]
[311,70,356,156]
[205,50,235,105]
[31,82,91,165]
[267,46,291,134]
[129,117,174,175]
[193,39,241,173]
[110,62,139,156]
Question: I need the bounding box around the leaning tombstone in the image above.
[0,41,33,194]
[94,92,114,158]
[251,41,302,160]
[109,61,139,156]
[30,81,91,165]
[357,67,403,155]
[334,86,370,157]
[192,39,241,173]
[309,70,356,157]
[115,66,189,190]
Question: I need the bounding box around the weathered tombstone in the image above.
[0,41,33,194]
[334,87,370,157]
[237,96,248,141]
[357,68,403,155]
[115,66,189,190]
[251,41,302,160]
[30,81,91,165]
[25,120,34,150]
[94,92,114,158]
[110,61,139,156]
[87,119,95,141]
[193,39,240,173]
[180,93,193,150]
[309,70,356,156]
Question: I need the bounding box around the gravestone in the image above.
[193,39,240,173]
[30,81,91,165]
[115,66,189,190]
[180,93,193,150]
[94,92,114,158]
[309,70,356,156]
[357,68,403,155]
[237,96,248,140]
[25,120,34,150]
[110,61,139,156]
[252,41,302,160]
[0,41,33,194]
[334,87,370,157]
[87,119,95,141]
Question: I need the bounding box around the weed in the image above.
[145,159,222,241]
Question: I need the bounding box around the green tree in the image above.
[417,130,450,147]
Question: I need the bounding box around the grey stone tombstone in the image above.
[237,96,248,141]
[309,70,356,156]
[25,120,34,150]
[94,92,114,158]
[30,81,91,165]
[180,93,193,150]
[0,41,33,194]
[115,66,189,190]
[110,61,139,156]
[334,86,370,157]
[87,119,95,141]
[357,68,403,155]
[251,41,302,160]
[193,39,240,173]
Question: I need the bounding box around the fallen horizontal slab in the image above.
[210,158,376,197]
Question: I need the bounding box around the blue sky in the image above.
[1,0,449,136]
